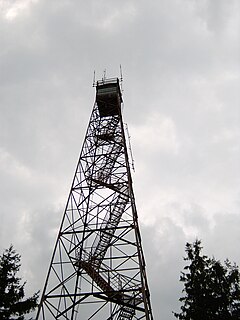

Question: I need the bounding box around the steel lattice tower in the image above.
[36,77,154,320]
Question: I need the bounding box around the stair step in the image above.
[118,306,135,320]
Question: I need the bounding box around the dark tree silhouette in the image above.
[0,245,39,320]
[174,240,240,320]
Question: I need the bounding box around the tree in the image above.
[0,245,39,320]
[174,240,240,320]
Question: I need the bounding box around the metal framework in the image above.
[36,77,154,320]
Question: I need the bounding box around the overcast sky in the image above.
[0,0,240,319]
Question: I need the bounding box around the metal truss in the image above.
[36,78,154,320]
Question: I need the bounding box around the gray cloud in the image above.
[0,1,239,319]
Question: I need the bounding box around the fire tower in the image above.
[36,77,154,320]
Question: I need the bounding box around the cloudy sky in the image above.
[0,0,239,318]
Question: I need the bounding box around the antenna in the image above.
[92,70,96,87]
[103,69,107,82]
[125,123,135,172]
[119,64,123,92]
[120,64,123,82]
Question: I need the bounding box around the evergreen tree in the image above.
[0,245,39,320]
[174,240,240,320]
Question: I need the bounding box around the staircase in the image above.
[78,260,137,314]
[94,141,123,184]
[79,260,113,293]
[85,116,122,186]
[91,185,129,266]
[79,115,136,319]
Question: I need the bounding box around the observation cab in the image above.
[96,78,123,117]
